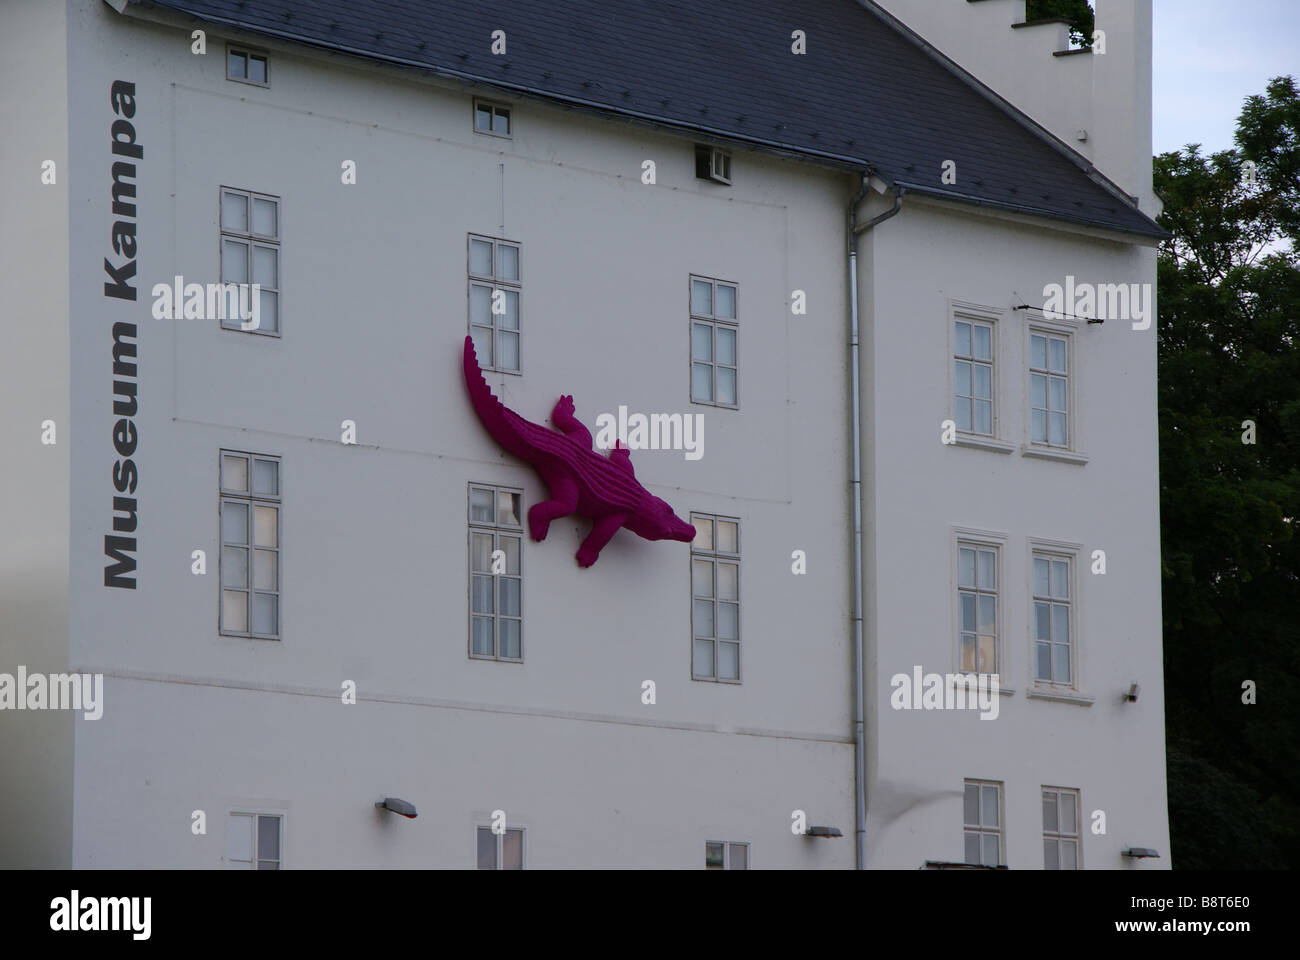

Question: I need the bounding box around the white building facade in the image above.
[1,0,1170,869]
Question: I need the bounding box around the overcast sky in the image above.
[1153,0,1298,156]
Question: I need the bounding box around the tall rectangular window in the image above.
[1042,787,1081,869]
[963,780,1003,867]
[954,318,994,434]
[689,276,738,407]
[705,841,748,869]
[220,188,280,334]
[957,542,998,673]
[1030,331,1069,446]
[468,235,521,373]
[690,513,740,681]
[477,826,525,869]
[469,484,523,661]
[220,451,280,639]
[1033,552,1072,684]
[226,812,281,869]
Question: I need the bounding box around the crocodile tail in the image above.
[462,336,540,460]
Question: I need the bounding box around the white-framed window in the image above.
[220,187,280,335]
[690,513,740,682]
[954,316,995,435]
[705,841,748,869]
[1029,329,1070,447]
[473,98,511,138]
[957,540,999,674]
[468,234,521,373]
[220,450,280,639]
[1042,786,1081,869]
[477,826,525,869]
[469,484,523,661]
[695,145,732,184]
[226,812,282,869]
[226,46,269,86]
[689,276,738,407]
[1032,550,1074,685]
[963,780,1003,867]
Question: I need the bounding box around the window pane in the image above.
[1033,558,1050,596]
[1030,333,1047,369]
[500,577,520,616]
[252,198,276,237]
[471,575,494,613]
[717,562,738,601]
[1036,640,1051,679]
[223,454,249,492]
[222,502,248,544]
[705,842,724,869]
[692,323,712,362]
[715,284,736,319]
[227,813,254,862]
[492,109,509,136]
[227,51,247,79]
[252,593,277,635]
[253,246,277,288]
[1034,602,1050,640]
[470,533,493,572]
[223,590,248,632]
[1031,373,1047,409]
[955,397,972,432]
[222,547,248,587]
[964,784,979,825]
[716,521,738,553]
[470,489,495,523]
[693,599,715,637]
[469,284,492,324]
[691,279,712,316]
[973,363,992,400]
[1049,412,1067,446]
[981,786,999,826]
[257,815,280,860]
[716,327,736,365]
[1049,377,1067,412]
[693,560,714,597]
[258,290,278,333]
[717,641,739,679]
[1051,560,1069,599]
[955,321,971,358]
[253,549,277,591]
[718,602,738,640]
[1049,337,1067,373]
[477,827,496,869]
[1061,839,1077,869]
[501,290,519,330]
[954,361,971,397]
[982,833,999,866]
[248,55,267,84]
[501,536,520,575]
[222,240,248,284]
[693,638,714,677]
[471,617,493,656]
[691,516,713,550]
[960,592,976,632]
[1032,409,1047,443]
[960,633,976,671]
[254,506,278,547]
[977,550,995,590]
[958,547,975,588]
[978,594,995,633]
[1044,838,1059,870]
[1061,793,1076,834]
[978,634,995,672]
[252,459,278,496]
[691,363,712,402]
[496,491,521,526]
[470,325,492,367]
[500,619,521,659]
[498,331,520,371]
[964,832,980,864]
[974,399,992,435]
[1053,642,1071,682]
[972,324,992,360]
[475,105,493,133]
[1042,793,1058,831]
[728,843,747,870]
[221,191,248,233]
[716,367,736,405]
[502,828,523,868]
[498,244,519,282]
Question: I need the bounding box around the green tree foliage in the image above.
[1025,0,1094,47]
[1155,76,1300,869]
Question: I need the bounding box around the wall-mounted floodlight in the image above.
[1124,682,1140,703]
[1122,847,1160,859]
[375,797,417,819]
[804,826,843,838]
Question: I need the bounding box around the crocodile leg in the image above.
[576,513,628,568]
[528,475,579,542]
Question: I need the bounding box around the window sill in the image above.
[1027,686,1095,706]
[952,435,1015,455]
[1021,445,1089,466]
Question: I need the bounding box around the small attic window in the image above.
[227,46,269,86]
[696,145,732,185]
[474,99,512,138]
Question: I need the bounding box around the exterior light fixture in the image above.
[1124,682,1140,702]
[804,826,843,838]
[1122,847,1160,859]
[375,797,417,819]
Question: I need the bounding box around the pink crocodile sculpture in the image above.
[462,336,696,567]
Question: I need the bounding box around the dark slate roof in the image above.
[125,0,1165,239]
